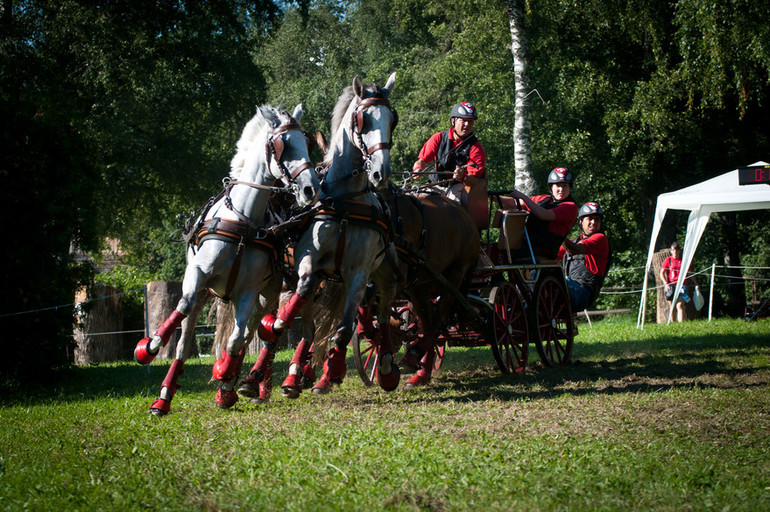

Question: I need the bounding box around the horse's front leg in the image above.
[312,272,370,395]
[211,289,259,409]
[134,262,204,365]
[239,275,283,404]
[148,290,209,416]
[279,268,319,399]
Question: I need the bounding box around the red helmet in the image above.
[578,201,604,218]
[547,167,573,186]
[450,102,478,120]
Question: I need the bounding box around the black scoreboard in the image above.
[738,164,770,185]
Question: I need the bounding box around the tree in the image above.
[507,0,536,194]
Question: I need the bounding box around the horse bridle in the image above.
[223,118,316,229]
[266,119,315,181]
[351,95,398,158]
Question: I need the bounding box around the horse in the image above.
[134,104,320,416]
[253,74,400,398]
[379,188,481,388]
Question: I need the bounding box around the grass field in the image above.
[1,316,769,511]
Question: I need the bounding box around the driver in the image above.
[412,102,487,215]
[558,202,611,311]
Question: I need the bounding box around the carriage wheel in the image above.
[351,328,378,387]
[489,282,529,373]
[532,275,574,366]
[352,302,415,387]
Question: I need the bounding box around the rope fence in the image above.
[1,263,767,334]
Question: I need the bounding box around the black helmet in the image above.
[547,167,573,186]
[578,201,604,218]
[450,102,478,120]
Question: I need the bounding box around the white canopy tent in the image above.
[637,161,770,328]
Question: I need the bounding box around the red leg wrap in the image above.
[278,293,308,324]
[281,339,312,399]
[377,324,400,392]
[156,310,187,344]
[312,347,347,395]
[212,349,245,381]
[149,360,184,416]
[238,348,274,399]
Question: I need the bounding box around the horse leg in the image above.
[148,293,208,416]
[258,292,308,342]
[135,310,186,364]
[376,322,400,391]
[405,331,437,389]
[312,275,371,395]
[212,291,257,409]
[238,340,277,404]
[135,264,207,364]
[281,337,313,398]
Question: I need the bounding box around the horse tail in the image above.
[230,114,264,179]
[310,281,347,366]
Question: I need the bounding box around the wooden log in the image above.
[145,281,182,359]
[652,249,697,323]
[73,284,123,365]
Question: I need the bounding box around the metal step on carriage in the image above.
[351,190,576,385]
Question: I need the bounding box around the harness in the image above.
[180,117,314,301]
[310,197,394,279]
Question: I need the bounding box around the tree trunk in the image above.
[720,212,746,317]
[73,285,123,365]
[507,0,536,195]
[145,281,183,359]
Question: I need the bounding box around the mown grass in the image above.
[1,316,768,511]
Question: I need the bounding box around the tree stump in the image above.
[652,249,697,323]
[145,281,182,359]
[73,284,123,365]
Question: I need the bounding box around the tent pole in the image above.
[708,263,715,321]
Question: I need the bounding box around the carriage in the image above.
[350,189,576,386]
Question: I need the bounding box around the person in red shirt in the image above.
[501,167,578,260]
[412,102,487,226]
[660,240,698,322]
[558,202,611,311]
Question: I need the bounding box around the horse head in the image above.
[351,72,397,189]
[263,105,320,207]
[323,73,397,197]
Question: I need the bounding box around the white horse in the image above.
[134,105,320,416]
[253,74,401,398]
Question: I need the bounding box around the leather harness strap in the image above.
[196,218,279,301]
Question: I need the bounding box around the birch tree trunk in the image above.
[507,0,536,195]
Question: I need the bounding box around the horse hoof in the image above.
[399,350,421,374]
[134,338,158,365]
[258,315,280,342]
[404,370,431,390]
[281,386,301,399]
[237,377,260,399]
[301,365,317,389]
[215,389,238,409]
[312,374,337,395]
[377,365,401,392]
[281,374,302,399]
[149,398,170,416]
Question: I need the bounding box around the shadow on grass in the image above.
[431,331,770,402]
[2,330,768,407]
[0,357,294,406]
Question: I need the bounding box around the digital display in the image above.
[738,165,770,185]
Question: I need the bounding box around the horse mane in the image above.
[230,105,287,179]
[325,81,385,166]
